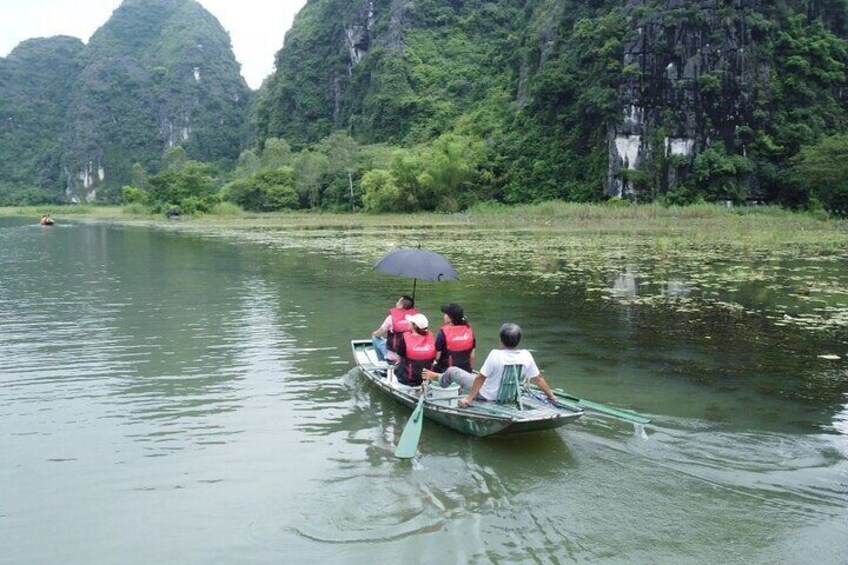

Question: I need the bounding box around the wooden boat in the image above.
[351,339,584,437]
[40,217,54,225]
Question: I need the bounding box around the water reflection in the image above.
[611,266,638,297]
[833,397,848,435]
[3,219,848,564]
[664,279,690,298]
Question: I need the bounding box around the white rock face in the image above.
[615,134,641,170]
[665,137,694,157]
[346,29,365,65]
[163,117,191,147]
[624,105,643,130]
[345,0,375,69]
[79,162,93,188]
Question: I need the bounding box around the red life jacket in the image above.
[398,330,435,385]
[386,307,418,352]
[437,324,474,372]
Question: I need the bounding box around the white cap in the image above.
[406,313,429,330]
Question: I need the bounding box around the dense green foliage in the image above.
[0,37,84,205]
[253,0,848,212]
[791,133,848,214]
[0,0,250,205]
[223,168,298,211]
[147,160,221,214]
[5,0,848,215]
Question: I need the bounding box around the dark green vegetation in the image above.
[3,0,848,217]
[0,0,249,206]
[0,36,84,204]
[254,0,848,214]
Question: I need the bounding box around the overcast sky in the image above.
[0,0,307,89]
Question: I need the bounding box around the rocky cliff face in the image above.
[62,0,251,202]
[259,0,847,204]
[0,0,250,202]
[257,0,374,148]
[607,0,847,200]
[4,1,844,205]
[258,0,512,146]
[608,1,767,197]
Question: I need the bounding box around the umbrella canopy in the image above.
[373,247,459,283]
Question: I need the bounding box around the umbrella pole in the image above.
[412,278,417,301]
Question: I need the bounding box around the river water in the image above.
[1,217,846,564]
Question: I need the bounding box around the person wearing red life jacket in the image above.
[371,295,417,362]
[434,303,475,373]
[395,313,436,386]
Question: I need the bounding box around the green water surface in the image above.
[1,217,846,564]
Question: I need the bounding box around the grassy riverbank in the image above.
[6,201,848,333]
[4,201,846,248]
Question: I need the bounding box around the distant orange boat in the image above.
[40,216,54,226]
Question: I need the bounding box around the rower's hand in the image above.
[458,397,473,408]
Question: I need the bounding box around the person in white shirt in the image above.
[423,323,558,408]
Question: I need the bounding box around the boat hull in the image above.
[351,340,583,437]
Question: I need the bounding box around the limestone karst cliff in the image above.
[0,0,250,203]
[2,0,846,207]
[257,0,847,204]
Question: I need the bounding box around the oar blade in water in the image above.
[551,389,652,425]
[395,394,425,459]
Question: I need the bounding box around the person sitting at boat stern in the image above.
[395,313,436,386]
[434,303,475,373]
[371,295,418,362]
[423,323,557,408]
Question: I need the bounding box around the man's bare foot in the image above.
[422,369,440,381]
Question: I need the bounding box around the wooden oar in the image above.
[548,388,652,425]
[395,392,425,459]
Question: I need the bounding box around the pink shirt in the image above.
[380,315,399,362]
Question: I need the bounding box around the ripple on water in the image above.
[593,415,848,520]
[831,398,848,435]
[289,478,448,544]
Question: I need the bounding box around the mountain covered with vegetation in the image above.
[0,0,250,205]
[255,0,848,212]
[0,36,85,202]
[3,0,848,215]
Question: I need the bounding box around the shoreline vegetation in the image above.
[5,201,848,335]
[3,201,847,248]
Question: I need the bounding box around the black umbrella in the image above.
[373,247,458,299]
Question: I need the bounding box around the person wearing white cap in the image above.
[394,313,436,386]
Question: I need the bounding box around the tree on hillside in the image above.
[148,160,219,213]
[361,169,402,212]
[390,150,427,212]
[691,145,753,204]
[130,162,150,189]
[791,134,848,214]
[235,149,261,179]
[223,167,298,211]
[162,146,188,172]
[426,134,485,211]
[317,132,359,210]
[294,151,329,209]
[261,138,293,170]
